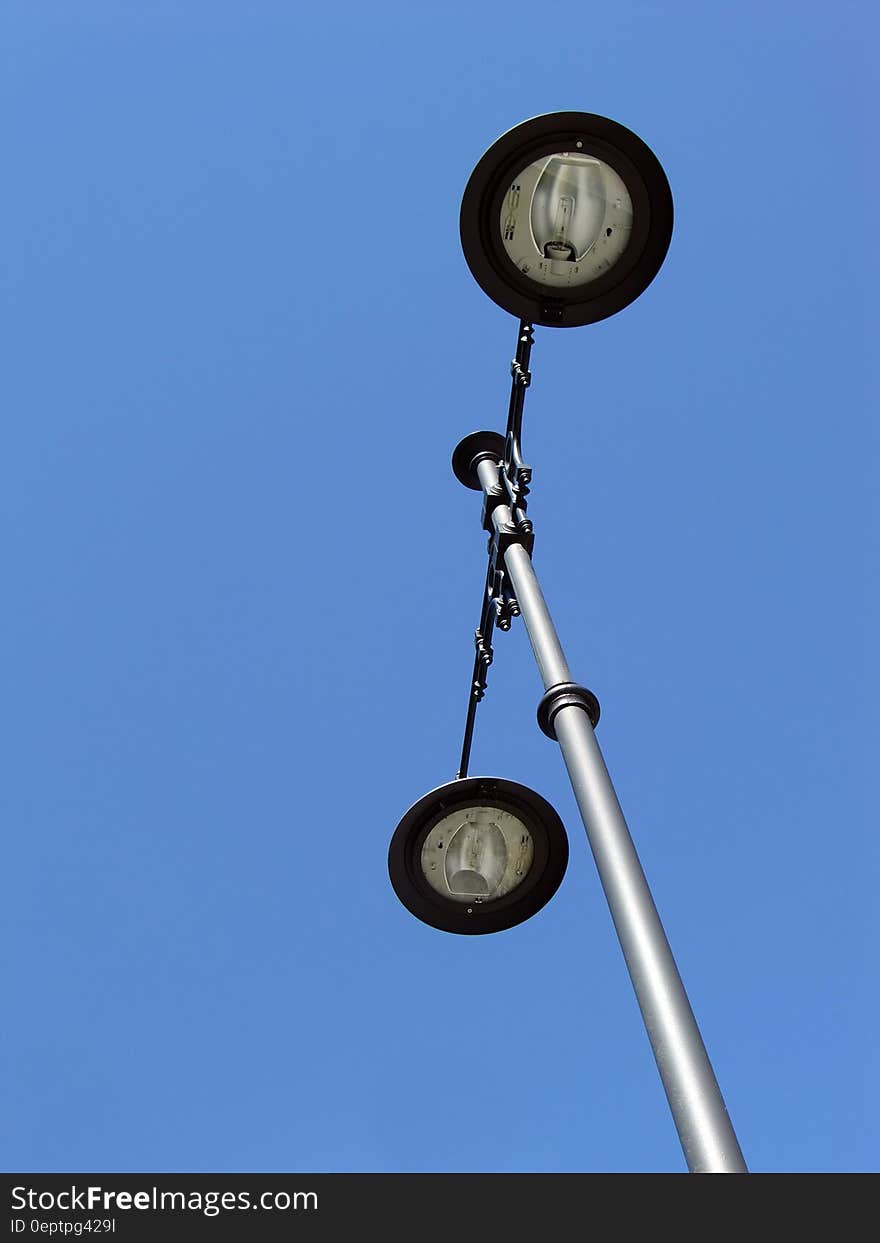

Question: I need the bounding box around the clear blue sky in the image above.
[3,1,876,1173]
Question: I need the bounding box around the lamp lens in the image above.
[500,151,633,289]
[420,806,535,905]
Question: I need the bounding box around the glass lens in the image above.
[420,806,535,905]
[500,151,633,289]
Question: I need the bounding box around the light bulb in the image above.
[530,154,605,262]
[444,818,507,896]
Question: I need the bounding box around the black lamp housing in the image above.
[460,111,673,327]
[388,776,569,935]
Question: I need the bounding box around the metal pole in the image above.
[475,461,747,1173]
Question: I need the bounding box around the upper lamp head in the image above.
[388,776,568,934]
[460,112,673,327]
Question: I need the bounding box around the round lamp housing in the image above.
[388,776,568,934]
[460,112,673,327]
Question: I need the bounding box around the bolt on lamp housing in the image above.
[460,112,673,327]
[388,776,568,934]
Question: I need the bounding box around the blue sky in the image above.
[3,2,876,1173]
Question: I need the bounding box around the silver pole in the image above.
[476,463,746,1173]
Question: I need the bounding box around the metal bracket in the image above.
[502,322,535,517]
[455,320,537,779]
[487,536,521,633]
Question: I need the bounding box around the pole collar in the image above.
[452,430,506,491]
[537,681,600,738]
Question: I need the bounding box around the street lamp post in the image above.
[388,113,747,1173]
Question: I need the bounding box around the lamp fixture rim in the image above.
[460,111,673,328]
